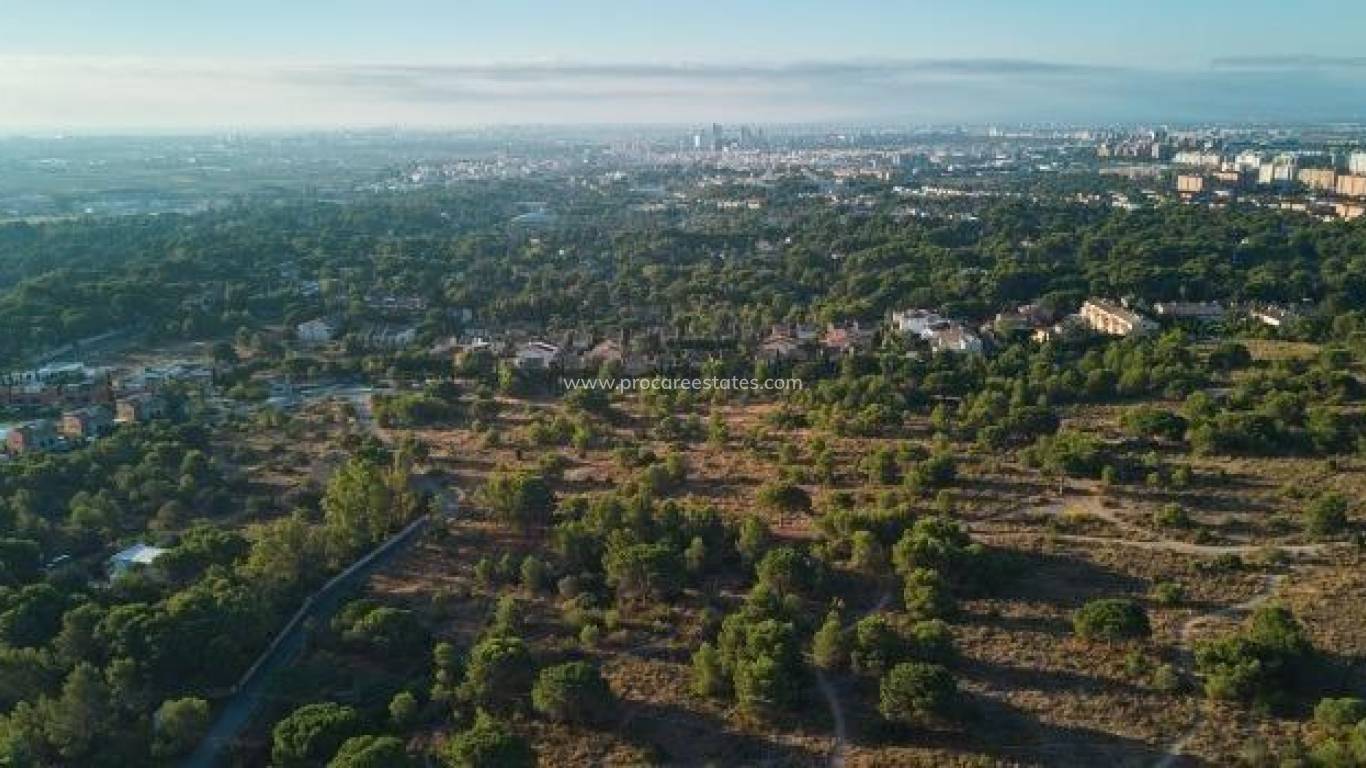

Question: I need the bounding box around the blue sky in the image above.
[2,0,1364,130]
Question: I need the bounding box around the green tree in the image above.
[756,480,812,525]
[850,614,904,677]
[811,610,847,671]
[903,568,956,621]
[878,662,959,725]
[152,697,210,758]
[518,556,547,592]
[442,710,533,768]
[692,642,727,698]
[322,457,419,563]
[848,531,888,576]
[603,541,682,606]
[389,691,419,729]
[463,635,534,712]
[1073,598,1151,642]
[481,471,554,530]
[531,661,614,724]
[271,702,361,768]
[1195,604,1312,706]
[1305,493,1350,538]
[329,735,413,768]
[44,663,111,762]
[736,516,771,565]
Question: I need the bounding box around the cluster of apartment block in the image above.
[1173,149,1366,219]
[3,393,168,456]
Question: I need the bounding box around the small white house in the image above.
[890,309,948,337]
[296,318,338,345]
[514,341,563,370]
[107,543,167,580]
[928,326,984,354]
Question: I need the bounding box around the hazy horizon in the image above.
[3,1,1366,131]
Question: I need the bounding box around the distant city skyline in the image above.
[3,1,1365,131]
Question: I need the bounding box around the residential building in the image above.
[890,309,948,337]
[1173,150,1222,168]
[513,341,563,370]
[296,318,338,345]
[757,336,809,363]
[1175,174,1206,195]
[1336,175,1366,199]
[1257,155,1298,186]
[6,420,59,454]
[1349,151,1366,176]
[107,543,167,580]
[1032,315,1089,344]
[767,322,820,343]
[353,325,418,349]
[61,405,113,440]
[1250,304,1296,328]
[1079,299,1157,337]
[820,322,876,355]
[1297,168,1337,192]
[992,304,1055,334]
[116,393,167,424]
[0,363,113,409]
[1153,301,1225,322]
[928,326,983,354]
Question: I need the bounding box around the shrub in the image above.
[903,568,956,620]
[1073,598,1151,642]
[442,710,533,768]
[1195,604,1313,706]
[519,556,547,592]
[1153,504,1191,528]
[531,662,614,725]
[388,691,419,729]
[151,697,210,758]
[906,619,956,665]
[1151,663,1182,693]
[1314,697,1366,729]
[691,642,727,697]
[463,635,534,712]
[1305,493,1350,538]
[850,614,904,676]
[271,703,361,768]
[878,662,958,725]
[811,611,847,671]
[328,735,412,768]
[1150,581,1185,607]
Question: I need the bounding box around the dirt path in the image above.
[814,592,891,767]
[974,485,1336,558]
[976,528,1331,558]
[1152,574,1285,768]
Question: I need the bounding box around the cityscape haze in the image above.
[3,4,1366,768]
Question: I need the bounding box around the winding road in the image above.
[183,386,459,768]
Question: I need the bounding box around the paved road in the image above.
[182,479,456,768]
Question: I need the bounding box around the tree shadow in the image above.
[988,547,1149,611]
[958,657,1153,699]
[953,691,1192,767]
[615,699,825,767]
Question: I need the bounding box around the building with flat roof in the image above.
[1079,299,1156,337]
[107,543,167,580]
